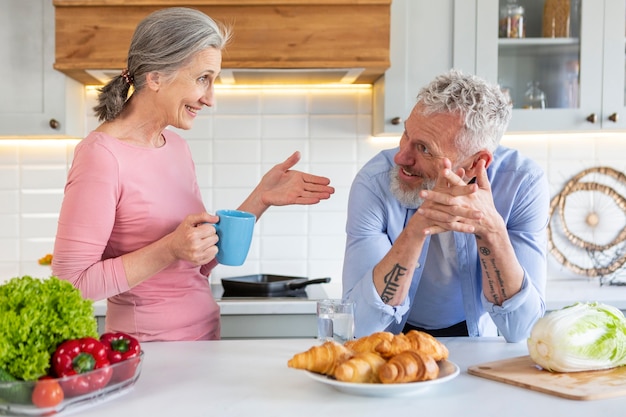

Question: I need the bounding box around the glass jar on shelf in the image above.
[499,0,525,38]
[523,82,547,109]
[543,0,571,38]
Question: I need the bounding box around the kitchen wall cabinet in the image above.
[372,0,477,135]
[53,0,390,86]
[0,0,84,136]
[475,0,626,132]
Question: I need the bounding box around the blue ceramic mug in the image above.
[214,209,256,266]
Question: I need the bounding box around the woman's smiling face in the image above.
[157,47,222,130]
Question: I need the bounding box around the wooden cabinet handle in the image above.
[609,113,619,122]
[390,117,402,125]
[49,119,60,130]
[586,113,597,124]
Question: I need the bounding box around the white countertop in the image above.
[60,337,625,417]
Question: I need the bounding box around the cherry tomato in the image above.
[32,377,64,408]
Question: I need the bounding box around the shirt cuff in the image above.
[482,273,530,314]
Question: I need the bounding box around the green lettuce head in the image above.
[0,276,98,380]
[527,301,626,372]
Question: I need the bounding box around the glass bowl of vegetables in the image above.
[0,351,144,416]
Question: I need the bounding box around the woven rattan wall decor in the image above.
[547,166,626,284]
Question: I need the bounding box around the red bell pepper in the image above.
[51,337,112,397]
[99,332,141,383]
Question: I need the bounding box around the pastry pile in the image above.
[287,330,449,384]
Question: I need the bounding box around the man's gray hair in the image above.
[416,69,512,155]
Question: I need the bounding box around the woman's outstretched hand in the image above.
[259,151,335,206]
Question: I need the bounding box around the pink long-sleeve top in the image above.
[52,130,220,342]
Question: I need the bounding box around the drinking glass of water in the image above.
[316,299,355,343]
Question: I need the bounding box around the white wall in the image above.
[1,86,626,298]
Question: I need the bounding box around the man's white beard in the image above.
[389,166,436,209]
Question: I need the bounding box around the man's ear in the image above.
[466,150,493,178]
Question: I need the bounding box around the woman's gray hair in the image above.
[94,7,231,122]
[416,69,512,155]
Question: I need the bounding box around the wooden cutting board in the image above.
[468,355,626,400]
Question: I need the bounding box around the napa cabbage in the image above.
[527,302,626,372]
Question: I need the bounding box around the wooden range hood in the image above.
[53,0,391,85]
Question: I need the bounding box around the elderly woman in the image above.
[52,8,334,342]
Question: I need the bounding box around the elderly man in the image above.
[342,70,549,342]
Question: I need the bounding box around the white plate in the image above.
[305,360,460,397]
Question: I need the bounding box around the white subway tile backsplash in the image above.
[0,238,19,262]
[20,166,67,189]
[213,164,260,187]
[20,216,58,238]
[20,238,55,262]
[260,140,310,164]
[310,115,358,138]
[194,164,212,188]
[261,92,308,114]
[357,90,373,114]
[0,191,19,215]
[3,86,626,291]
[548,159,596,195]
[0,264,20,284]
[19,143,70,164]
[548,135,596,160]
[309,138,357,163]
[595,135,626,161]
[0,146,19,164]
[357,114,373,137]
[259,211,308,236]
[0,215,19,238]
[213,140,260,163]
[213,115,261,139]
[168,117,213,140]
[311,187,351,212]
[310,90,359,114]
[261,115,308,139]
[20,191,64,215]
[309,163,357,188]
[0,166,18,189]
[211,188,257,212]
[502,135,549,161]
[186,139,213,164]
[260,236,307,259]
[214,92,261,114]
[308,235,346,259]
[309,211,347,236]
[18,262,54,280]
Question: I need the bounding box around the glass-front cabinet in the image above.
[475,0,626,131]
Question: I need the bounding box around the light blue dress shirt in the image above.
[342,146,550,342]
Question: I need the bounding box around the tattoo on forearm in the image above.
[491,258,507,299]
[479,245,507,304]
[381,263,406,303]
[480,257,500,305]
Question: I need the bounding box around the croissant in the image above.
[334,352,387,383]
[287,341,354,376]
[378,333,414,358]
[378,350,439,384]
[404,330,449,361]
[344,331,394,354]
